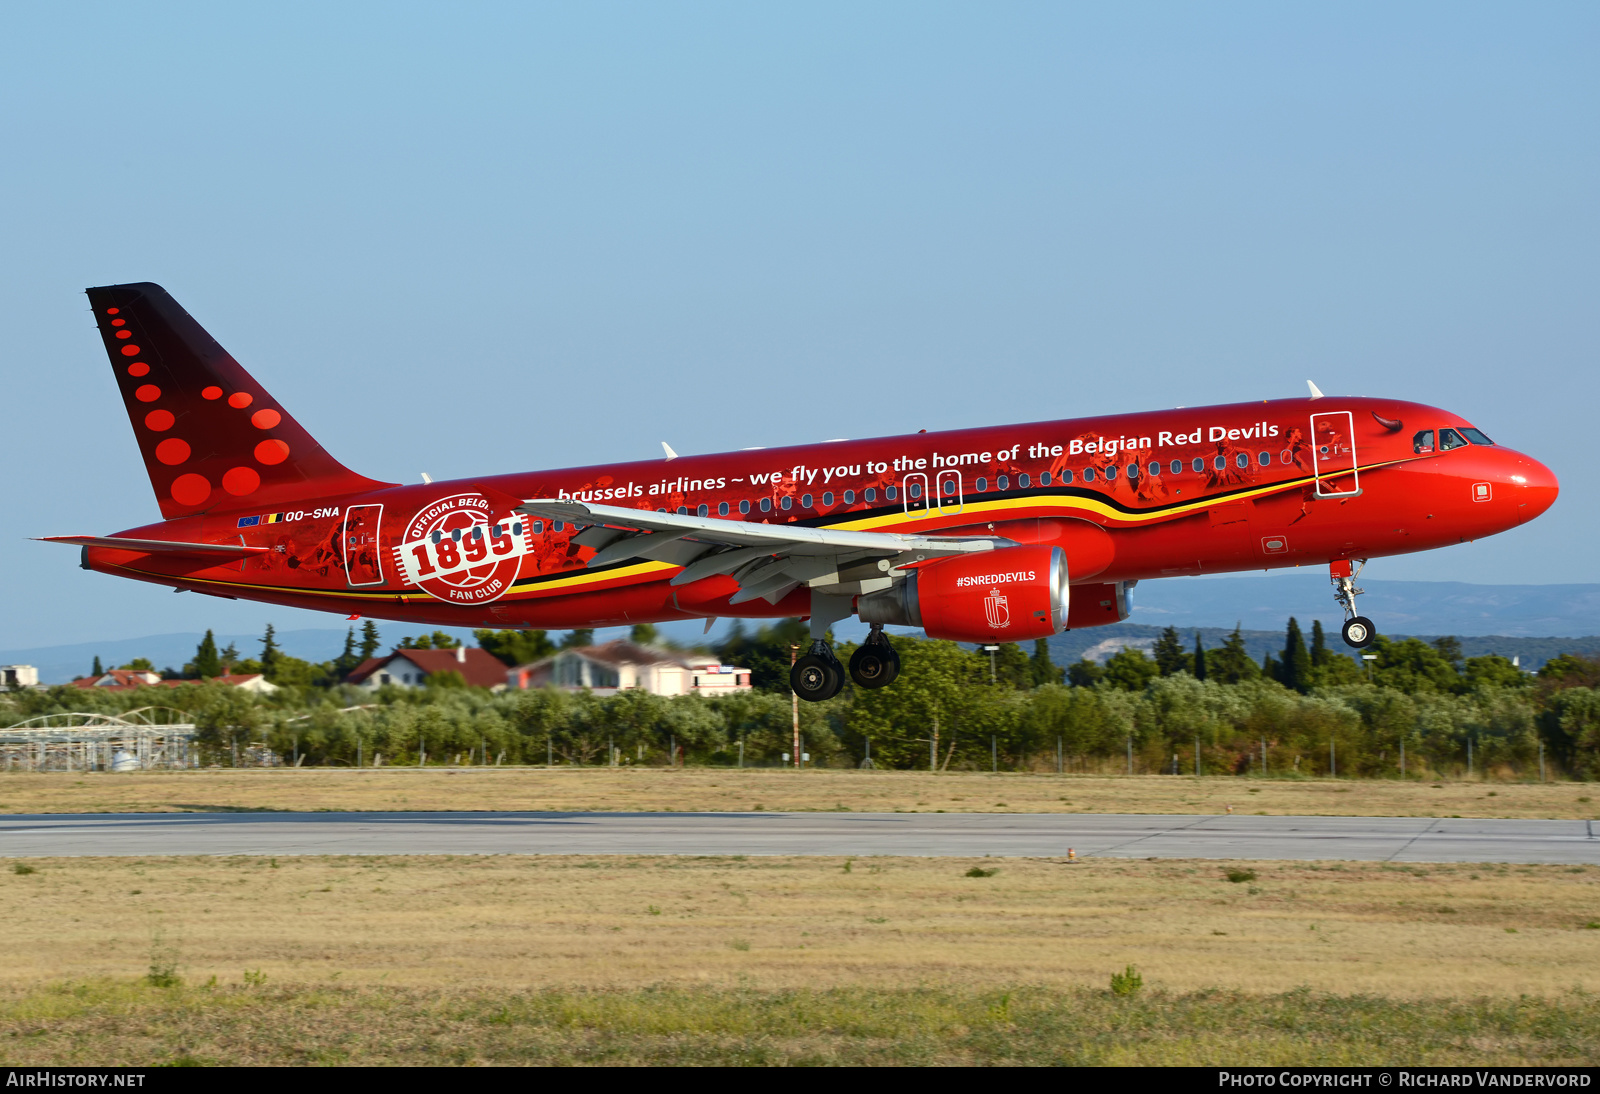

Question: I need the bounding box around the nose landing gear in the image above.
[1331,559,1377,649]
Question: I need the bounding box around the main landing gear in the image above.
[848,625,901,689]
[790,596,903,702]
[1331,559,1377,649]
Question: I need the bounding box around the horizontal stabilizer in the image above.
[36,535,269,557]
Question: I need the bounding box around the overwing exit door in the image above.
[342,504,385,586]
[1309,411,1361,498]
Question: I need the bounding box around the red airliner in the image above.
[46,283,1559,700]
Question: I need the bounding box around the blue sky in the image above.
[3,2,1597,650]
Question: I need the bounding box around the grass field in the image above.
[2,854,1598,1064]
[2,766,1596,819]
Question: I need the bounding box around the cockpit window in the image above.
[1459,427,1494,446]
[1412,430,1434,454]
[1439,428,1468,451]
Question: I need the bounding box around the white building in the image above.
[508,640,752,697]
[0,665,39,689]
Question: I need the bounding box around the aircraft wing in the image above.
[516,498,1013,605]
[36,536,270,557]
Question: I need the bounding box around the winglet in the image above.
[1307,381,1325,400]
[661,442,678,461]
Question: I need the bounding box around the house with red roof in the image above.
[344,646,509,691]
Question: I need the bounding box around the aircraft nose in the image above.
[1507,454,1559,525]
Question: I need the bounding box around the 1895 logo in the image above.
[394,492,532,604]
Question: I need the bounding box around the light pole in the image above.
[790,643,801,769]
[981,645,999,684]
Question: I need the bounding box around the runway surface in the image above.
[2,811,1597,863]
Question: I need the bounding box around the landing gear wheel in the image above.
[792,653,844,702]
[1342,616,1376,649]
[849,642,901,689]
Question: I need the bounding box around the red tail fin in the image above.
[86,283,391,519]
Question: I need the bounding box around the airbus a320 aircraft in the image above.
[46,283,1559,700]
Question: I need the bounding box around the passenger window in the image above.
[697,504,709,517]
[718,502,729,516]
[1018,473,1031,488]
[886,486,898,500]
[843,490,855,504]
[1439,428,1467,451]
[676,507,688,516]
[1413,430,1434,453]
[1170,460,1182,475]
[975,477,987,492]
[1039,471,1051,486]
[801,494,813,508]
[997,475,1009,490]
[822,492,834,506]
[1060,470,1073,484]
[760,498,772,512]
[1126,464,1138,480]
[1083,467,1095,483]
[1105,465,1117,480]
[1235,453,1248,469]
[1258,451,1270,466]
[532,520,545,533]
[1149,461,1161,476]
[908,483,922,499]
[739,500,750,515]
[942,479,957,495]
[1192,457,1205,473]
[781,497,793,510]
[1459,427,1494,446]
[864,488,877,502]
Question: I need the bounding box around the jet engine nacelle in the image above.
[1065,580,1137,629]
[858,545,1067,642]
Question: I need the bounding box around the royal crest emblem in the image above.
[983,587,1010,630]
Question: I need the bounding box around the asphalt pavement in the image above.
[1,811,1596,863]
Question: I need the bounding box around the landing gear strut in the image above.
[848,624,901,689]
[1331,559,1376,649]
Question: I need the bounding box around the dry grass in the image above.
[5,981,1597,1066]
[2,855,1596,999]
[2,766,1595,819]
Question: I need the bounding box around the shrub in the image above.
[12,863,35,876]
[965,866,998,878]
[1225,868,1257,884]
[1109,965,1143,996]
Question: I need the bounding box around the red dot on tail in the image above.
[250,409,281,430]
[143,409,175,432]
[254,439,290,465]
[127,362,149,377]
[155,438,191,466]
[115,330,132,340]
[111,319,126,327]
[120,345,140,357]
[134,384,161,402]
[228,392,253,409]
[201,386,222,400]
[170,473,210,507]
[105,308,119,315]
[222,466,261,496]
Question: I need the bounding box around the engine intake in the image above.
[859,545,1068,642]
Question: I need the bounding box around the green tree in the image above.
[715,619,815,693]
[359,620,381,661]
[259,624,281,682]
[1193,633,1206,683]
[1369,636,1461,693]
[189,630,222,679]
[560,629,595,650]
[1432,636,1465,672]
[1279,617,1312,693]
[394,630,461,651]
[1102,647,1159,692]
[91,656,103,677]
[1030,639,1064,686]
[989,642,1032,688]
[1538,653,1600,690]
[1463,654,1526,690]
[119,657,155,672]
[1206,626,1259,685]
[219,642,241,670]
[331,628,361,680]
[1067,659,1105,687]
[630,623,660,646]
[475,629,556,667]
[1152,627,1189,677]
